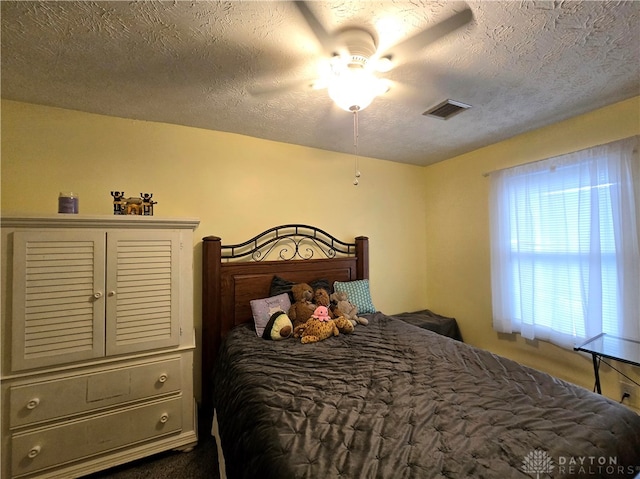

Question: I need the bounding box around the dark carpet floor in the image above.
[84,413,220,479]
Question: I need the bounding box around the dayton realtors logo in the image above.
[522,449,640,478]
[522,449,554,479]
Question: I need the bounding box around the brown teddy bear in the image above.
[288,283,315,328]
[330,291,368,326]
[313,287,343,319]
[296,306,354,343]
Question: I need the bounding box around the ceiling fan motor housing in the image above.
[335,28,377,66]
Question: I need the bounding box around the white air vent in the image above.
[423,99,472,120]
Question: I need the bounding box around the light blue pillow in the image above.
[333,279,376,314]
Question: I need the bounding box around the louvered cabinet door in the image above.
[11,231,107,371]
[105,230,181,356]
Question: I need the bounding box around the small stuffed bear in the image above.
[296,306,355,343]
[313,287,343,319]
[288,283,315,328]
[330,291,368,326]
[262,311,293,340]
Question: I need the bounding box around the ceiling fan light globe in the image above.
[328,68,381,112]
[330,54,349,72]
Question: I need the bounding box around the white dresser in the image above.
[1,215,199,479]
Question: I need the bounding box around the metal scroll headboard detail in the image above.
[221,224,357,262]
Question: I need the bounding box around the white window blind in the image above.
[489,136,639,349]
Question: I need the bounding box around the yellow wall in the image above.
[424,96,640,406]
[1,99,429,398]
[3,98,639,407]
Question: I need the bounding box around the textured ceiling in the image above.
[2,1,639,166]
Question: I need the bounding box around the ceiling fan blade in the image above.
[382,7,473,65]
[293,1,337,57]
[380,80,423,104]
[248,78,321,99]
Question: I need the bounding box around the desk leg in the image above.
[592,354,602,394]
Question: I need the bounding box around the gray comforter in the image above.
[212,313,640,479]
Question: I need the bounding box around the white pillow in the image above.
[250,293,292,337]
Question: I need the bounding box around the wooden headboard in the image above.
[201,224,369,411]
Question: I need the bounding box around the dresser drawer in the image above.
[10,358,182,428]
[11,396,183,477]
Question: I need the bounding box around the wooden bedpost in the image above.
[201,235,222,416]
[355,236,369,279]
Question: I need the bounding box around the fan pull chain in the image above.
[353,110,361,186]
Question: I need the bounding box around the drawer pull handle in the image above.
[26,398,40,410]
[160,413,169,424]
[158,374,168,383]
[28,445,41,459]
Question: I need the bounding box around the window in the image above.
[489,136,639,349]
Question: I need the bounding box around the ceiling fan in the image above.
[251,2,473,185]
[287,1,474,112]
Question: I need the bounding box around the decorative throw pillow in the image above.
[333,279,376,314]
[250,293,292,337]
[270,276,332,302]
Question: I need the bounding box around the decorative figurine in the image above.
[141,193,156,216]
[111,191,126,215]
[111,191,156,215]
[126,197,143,215]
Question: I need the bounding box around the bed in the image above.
[202,225,640,479]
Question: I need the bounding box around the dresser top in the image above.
[1,215,200,230]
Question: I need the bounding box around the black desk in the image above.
[574,333,640,394]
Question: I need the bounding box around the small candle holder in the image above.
[58,192,79,214]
